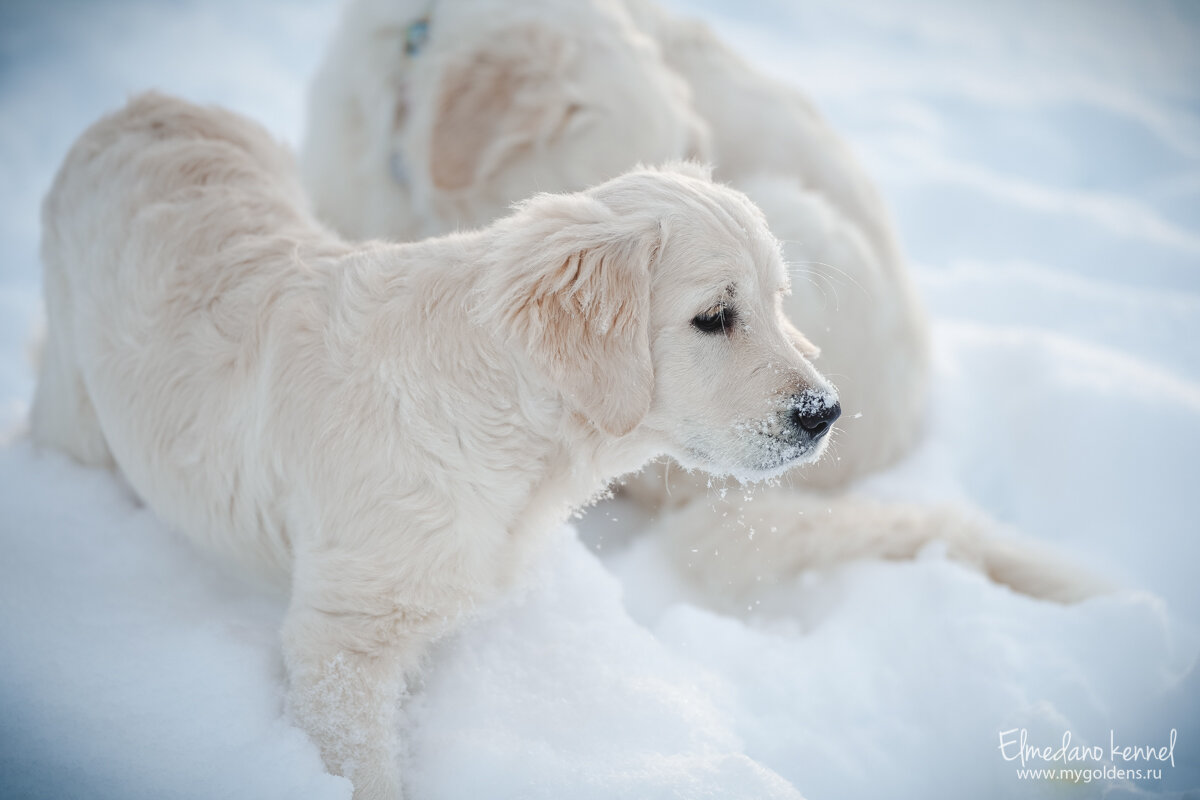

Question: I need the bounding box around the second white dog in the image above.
[299,0,1110,611]
[302,0,928,491]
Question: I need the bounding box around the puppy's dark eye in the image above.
[692,304,731,334]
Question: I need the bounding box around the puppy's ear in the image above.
[478,194,659,436]
[431,29,578,191]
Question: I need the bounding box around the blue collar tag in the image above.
[404,17,430,57]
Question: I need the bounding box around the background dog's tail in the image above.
[653,489,1111,606]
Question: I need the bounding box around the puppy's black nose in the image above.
[794,400,841,441]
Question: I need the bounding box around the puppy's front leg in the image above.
[282,551,437,800]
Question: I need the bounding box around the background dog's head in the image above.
[304,0,709,242]
[476,164,839,480]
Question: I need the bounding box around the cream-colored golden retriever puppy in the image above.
[32,93,840,799]
[302,0,927,492]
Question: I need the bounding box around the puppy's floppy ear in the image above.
[477,193,659,436]
[431,28,579,192]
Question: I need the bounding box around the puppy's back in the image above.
[37,94,340,576]
[44,92,314,283]
[42,92,342,354]
[50,92,299,201]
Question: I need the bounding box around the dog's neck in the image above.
[322,232,667,550]
[502,414,663,585]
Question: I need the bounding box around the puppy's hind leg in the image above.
[29,269,113,468]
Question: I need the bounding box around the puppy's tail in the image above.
[655,490,1110,606]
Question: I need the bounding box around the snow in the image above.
[1,1,1198,798]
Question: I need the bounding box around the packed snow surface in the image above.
[1,1,1198,798]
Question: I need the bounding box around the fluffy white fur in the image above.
[33,93,841,798]
[301,0,928,492]
[653,493,1109,612]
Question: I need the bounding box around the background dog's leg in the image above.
[282,551,438,800]
[658,490,1110,606]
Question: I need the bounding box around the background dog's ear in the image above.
[477,194,659,436]
[431,29,579,192]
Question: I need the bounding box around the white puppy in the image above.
[302,0,927,492]
[32,93,839,799]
